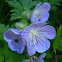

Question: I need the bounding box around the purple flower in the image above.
[33,53,46,62]
[36,53,46,62]
[30,2,51,23]
[3,28,26,54]
[22,22,56,56]
[22,53,46,62]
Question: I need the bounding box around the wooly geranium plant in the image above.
[2,0,61,62]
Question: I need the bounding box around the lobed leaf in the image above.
[19,0,37,9]
[10,13,22,21]
[6,0,22,10]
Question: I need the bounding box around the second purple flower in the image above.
[30,2,51,23]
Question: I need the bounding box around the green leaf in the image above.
[20,18,27,24]
[50,0,59,3]
[10,13,22,21]
[10,9,21,13]
[51,5,58,11]
[0,24,10,62]
[0,23,9,40]
[6,0,22,10]
[15,18,28,30]
[53,25,61,50]
[50,0,60,11]
[57,37,62,52]
[5,49,27,62]
[0,49,4,62]
[46,52,52,58]
[6,0,23,21]
[60,0,62,2]
[19,0,37,9]
[7,0,37,21]
[58,55,62,62]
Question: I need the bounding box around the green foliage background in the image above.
[0,0,62,62]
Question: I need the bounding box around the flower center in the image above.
[30,30,36,35]
[34,10,38,15]
[30,30,39,45]
[15,39,20,42]
[14,37,21,43]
